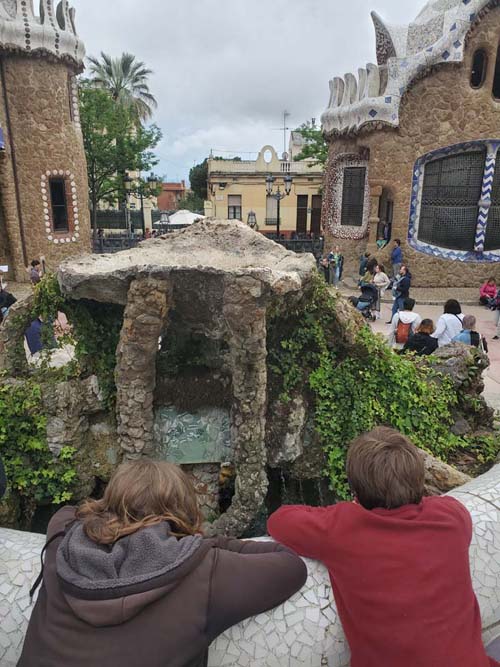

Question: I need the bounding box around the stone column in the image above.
[208,276,269,536]
[115,277,170,459]
[367,183,383,250]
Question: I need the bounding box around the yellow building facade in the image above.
[205,145,324,238]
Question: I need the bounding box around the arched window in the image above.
[417,150,485,251]
[471,49,487,89]
[493,44,500,99]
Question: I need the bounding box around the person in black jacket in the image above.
[402,319,438,356]
[388,265,412,322]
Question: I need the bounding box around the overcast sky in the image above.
[70,0,429,184]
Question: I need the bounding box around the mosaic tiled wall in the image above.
[408,139,500,263]
[3,464,500,665]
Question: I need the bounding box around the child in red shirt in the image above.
[268,427,500,667]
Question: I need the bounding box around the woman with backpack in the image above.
[432,299,464,347]
[19,459,307,667]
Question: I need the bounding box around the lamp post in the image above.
[266,173,293,239]
[141,173,159,238]
[247,211,257,230]
[123,173,133,238]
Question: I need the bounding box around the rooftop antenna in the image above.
[271,110,291,158]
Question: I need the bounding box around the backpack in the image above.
[470,331,489,354]
[395,320,412,345]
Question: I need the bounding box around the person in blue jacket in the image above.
[390,239,403,278]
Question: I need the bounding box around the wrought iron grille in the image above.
[418,150,485,251]
[485,162,500,251]
[340,167,366,227]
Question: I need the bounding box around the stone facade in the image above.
[58,220,316,536]
[322,3,500,286]
[0,1,90,282]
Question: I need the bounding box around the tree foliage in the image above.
[177,191,205,213]
[88,52,158,122]
[293,120,328,167]
[189,159,209,201]
[79,84,161,234]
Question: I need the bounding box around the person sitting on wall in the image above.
[0,284,16,323]
[19,459,307,667]
[480,278,498,307]
[387,297,421,349]
[24,315,74,369]
[402,318,438,356]
[432,299,464,347]
[390,239,403,279]
[452,314,488,353]
[268,426,500,667]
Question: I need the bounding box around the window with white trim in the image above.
[340,167,366,227]
[228,195,242,221]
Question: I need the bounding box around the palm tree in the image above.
[87,52,157,121]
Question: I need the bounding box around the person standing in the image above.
[328,245,344,287]
[388,265,411,322]
[29,259,42,286]
[372,264,390,319]
[390,239,403,279]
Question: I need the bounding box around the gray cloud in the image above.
[70,0,428,182]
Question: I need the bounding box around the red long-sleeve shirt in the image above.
[268,496,498,667]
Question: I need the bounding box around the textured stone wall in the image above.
[323,6,500,286]
[115,277,170,458]
[0,56,90,281]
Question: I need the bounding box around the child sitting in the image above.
[268,426,500,667]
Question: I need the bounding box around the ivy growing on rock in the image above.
[0,380,76,525]
[31,274,124,408]
[268,275,492,499]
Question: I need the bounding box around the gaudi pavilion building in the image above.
[0,0,90,281]
[321,0,500,286]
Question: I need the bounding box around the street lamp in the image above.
[265,173,293,239]
[123,173,133,237]
[247,211,257,229]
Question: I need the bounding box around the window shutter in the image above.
[340,167,366,227]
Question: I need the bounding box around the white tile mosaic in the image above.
[2,464,500,665]
[321,0,493,136]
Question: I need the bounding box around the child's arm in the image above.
[267,504,335,561]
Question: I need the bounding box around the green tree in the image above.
[87,52,157,122]
[177,191,205,213]
[294,120,328,167]
[79,85,162,236]
[189,159,209,200]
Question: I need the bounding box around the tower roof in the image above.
[322,0,491,137]
[0,0,84,68]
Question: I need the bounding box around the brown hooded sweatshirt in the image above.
[18,507,307,667]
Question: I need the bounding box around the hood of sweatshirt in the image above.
[56,521,207,627]
[397,311,420,325]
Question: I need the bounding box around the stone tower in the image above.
[0,0,89,281]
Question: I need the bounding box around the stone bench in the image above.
[2,464,500,666]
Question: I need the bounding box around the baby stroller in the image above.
[349,284,378,322]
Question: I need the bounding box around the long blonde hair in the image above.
[77,459,202,545]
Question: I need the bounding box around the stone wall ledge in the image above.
[2,464,500,665]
